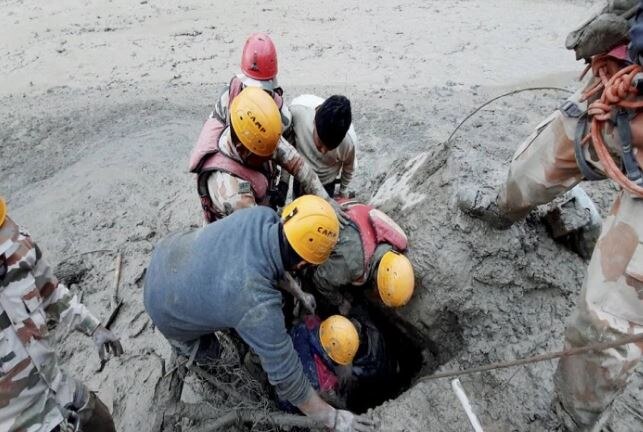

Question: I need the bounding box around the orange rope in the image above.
[580,58,643,197]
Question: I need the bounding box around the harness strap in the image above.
[615,108,643,185]
[574,113,607,181]
[583,60,643,197]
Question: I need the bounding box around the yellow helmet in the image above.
[376,251,414,307]
[0,197,5,227]
[281,195,339,265]
[229,86,282,157]
[319,315,359,365]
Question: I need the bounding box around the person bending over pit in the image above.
[189,86,346,224]
[309,200,415,314]
[286,94,356,198]
[284,312,397,411]
[143,196,374,432]
[0,197,123,432]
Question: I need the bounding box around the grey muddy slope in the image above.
[1,83,640,431]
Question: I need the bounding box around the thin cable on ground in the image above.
[446,87,574,144]
[417,333,643,383]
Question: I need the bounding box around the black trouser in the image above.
[292,180,336,199]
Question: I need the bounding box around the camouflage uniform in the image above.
[213,74,292,132]
[0,216,105,432]
[206,126,331,218]
[497,81,643,429]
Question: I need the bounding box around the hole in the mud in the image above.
[314,292,425,414]
[348,305,424,413]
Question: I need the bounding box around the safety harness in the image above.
[228,76,284,110]
[339,200,409,284]
[188,117,272,222]
[572,46,643,197]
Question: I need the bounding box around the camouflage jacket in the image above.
[0,216,100,432]
[206,127,330,217]
[213,74,292,132]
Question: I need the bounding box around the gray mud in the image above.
[369,89,642,432]
[1,83,641,431]
[1,0,641,430]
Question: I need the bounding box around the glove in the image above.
[333,409,377,432]
[93,325,124,363]
[300,292,317,314]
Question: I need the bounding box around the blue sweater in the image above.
[143,207,312,405]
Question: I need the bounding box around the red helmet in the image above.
[241,33,278,81]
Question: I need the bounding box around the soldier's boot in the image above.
[67,380,116,432]
[540,185,602,259]
[77,393,116,432]
[552,396,612,432]
[456,188,514,230]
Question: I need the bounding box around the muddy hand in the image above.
[301,292,317,314]
[93,325,124,363]
[333,410,377,432]
[329,199,350,226]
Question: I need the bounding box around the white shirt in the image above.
[288,94,357,193]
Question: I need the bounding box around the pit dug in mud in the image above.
[152,290,427,432]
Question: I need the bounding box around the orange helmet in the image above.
[281,195,339,265]
[319,315,359,365]
[241,33,278,81]
[0,197,5,227]
[376,251,414,307]
[229,87,282,157]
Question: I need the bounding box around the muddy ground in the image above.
[1,0,642,431]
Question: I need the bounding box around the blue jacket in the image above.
[629,1,643,62]
[143,207,312,405]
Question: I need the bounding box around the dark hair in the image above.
[279,223,305,270]
[314,95,352,150]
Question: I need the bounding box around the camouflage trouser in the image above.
[498,90,643,430]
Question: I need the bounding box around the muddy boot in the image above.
[553,397,581,432]
[540,185,602,259]
[457,188,514,230]
[552,397,612,432]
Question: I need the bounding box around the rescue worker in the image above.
[213,32,291,131]
[287,94,357,198]
[285,315,359,410]
[310,200,414,314]
[143,196,374,432]
[288,313,396,411]
[0,197,123,432]
[189,86,345,223]
[458,2,643,429]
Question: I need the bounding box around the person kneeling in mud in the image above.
[282,312,397,412]
[308,200,415,314]
[143,196,374,432]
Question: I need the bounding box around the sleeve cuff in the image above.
[78,313,101,336]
